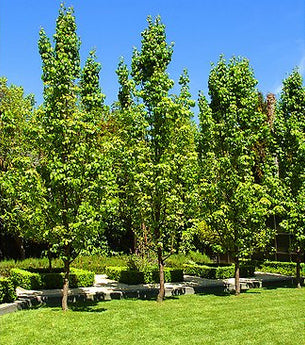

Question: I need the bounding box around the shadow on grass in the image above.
[69,300,107,313]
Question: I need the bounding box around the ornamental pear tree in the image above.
[131,16,198,301]
[274,70,305,288]
[37,5,111,311]
[108,58,150,253]
[198,56,276,294]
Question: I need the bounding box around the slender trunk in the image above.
[16,236,25,260]
[296,247,302,289]
[47,249,52,271]
[157,247,165,302]
[62,258,70,311]
[235,258,240,295]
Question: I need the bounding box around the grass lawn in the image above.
[0,288,304,345]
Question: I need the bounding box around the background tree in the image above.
[197,56,276,294]
[0,77,38,259]
[131,17,198,301]
[274,70,305,288]
[37,5,110,311]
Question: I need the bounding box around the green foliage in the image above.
[0,277,16,303]
[10,268,42,290]
[129,16,198,269]
[274,70,305,254]
[166,251,211,269]
[9,267,94,289]
[35,6,117,296]
[261,261,305,277]
[183,263,255,279]
[0,77,39,242]
[105,266,183,284]
[197,56,276,265]
[0,257,64,277]
[80,50,105,118]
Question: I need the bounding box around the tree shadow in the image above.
[69,300,107,313]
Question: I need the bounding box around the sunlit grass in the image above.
[1,288,304,345]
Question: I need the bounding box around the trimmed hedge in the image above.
[260,261,305,277]
[0,256,127,277]
[183,263,255,279]
[0,277,17,303]
[10,268,95,290]
[105,266,184,285]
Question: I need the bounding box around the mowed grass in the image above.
[1,288,304,345]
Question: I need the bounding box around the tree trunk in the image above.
[62,259,70,311]
[296,247,302,289]
[47,249,52,271]
[16,236,25,260]
[234,259,240,295]
[157,247,165,302]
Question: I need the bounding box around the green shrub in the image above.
[261,261,305,277]
[105,266,127,282]
[105,266,183,284]
[0,255,127,277]
[9,268,94,289]
[0,258,64,277]
[166,251,211,269]
[72,255,128,274]
[10,268,42,290]
[69,268,95,288]
[183,263,254,279]
[0,277,16,303]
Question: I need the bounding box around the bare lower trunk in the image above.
[157,247,165,302]
[16,236,25,260]
[62,259,70,311]
[48,249,52,271]
[235,259,240,295]
[296,248,302,289]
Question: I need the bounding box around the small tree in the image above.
[37,5,110,310]
[274,70,305,288]
[198,56,276,294]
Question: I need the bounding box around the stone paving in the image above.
[0,272,296,316]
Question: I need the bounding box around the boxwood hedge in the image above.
[105,266,183,285]
[10,268,94,290]
[0,277,16,303]
[260,261,305,277]
[183,263,255,279]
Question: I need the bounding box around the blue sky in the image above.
[1,0,304,110]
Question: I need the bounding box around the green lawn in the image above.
[1,288,304,345]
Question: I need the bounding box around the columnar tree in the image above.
[274,70,305,287]
[198,56,275,294]
[38,6,108,310]
[131,17,198,301]
[108,59,149,253]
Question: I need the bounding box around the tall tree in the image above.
[108,59,149,253]
[131,17,198,301]
[274,70,305,288]
[37,5,109,311]
[198,56,275,294]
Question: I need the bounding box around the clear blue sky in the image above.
[1,0,304,111]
